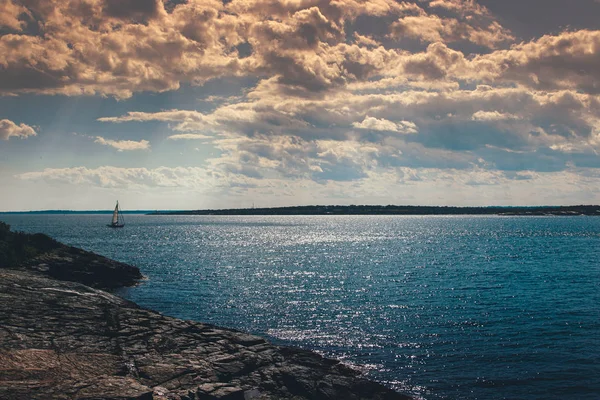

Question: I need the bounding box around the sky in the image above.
[2,0,600,210]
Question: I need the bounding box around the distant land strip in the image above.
[0,210,155,214]
[147,205,600,216]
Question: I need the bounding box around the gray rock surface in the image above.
[0,269,411,399]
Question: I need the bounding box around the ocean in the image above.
[2,214,599,399]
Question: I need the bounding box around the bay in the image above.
[2,214,599,399]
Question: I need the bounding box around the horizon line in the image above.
[2,204,600,214]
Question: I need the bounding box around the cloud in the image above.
[14,165,267,196]
[0,0,244,98]
[168,133,215,140]
[98,109,216,132]
[97,110,205,123]
[387,0,513,48]
[473,30,600,94]
[0,0,515,99]
[15,164,600,206]
[353,33,379,47]
[391,15,512,48]
[6,0,600,210]
[471,111,520,121]
[353,116,418,134]
[427,0,492,18]
[98,81,600,175]
[98,100,310,135]
[0,0,409,98]
[2,0,600,103]
[17,166,204,188]
[98,110,210,124]
[94,136,150,151]
[0,0,29,31]
[0,119,36,140]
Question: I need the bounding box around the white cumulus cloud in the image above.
[353,116,418,134]
[471,111,521,121]
[94,136,150,151]
[168,134,215,140]
[0,119,36,140]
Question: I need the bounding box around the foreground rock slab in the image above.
[0,270,411,400]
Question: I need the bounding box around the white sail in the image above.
[112,203,119,225]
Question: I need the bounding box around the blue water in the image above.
[2,214,599,399]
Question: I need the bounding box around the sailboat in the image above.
[107,201,125,228]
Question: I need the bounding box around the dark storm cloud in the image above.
[103,0,162,22]
[479,0,600,39]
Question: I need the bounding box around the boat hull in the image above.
[107,224,125,228]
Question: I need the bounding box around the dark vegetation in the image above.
[0,221,142,289]
[148,204,600,216]
[0,221,61,268]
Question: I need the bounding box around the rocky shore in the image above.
[0,228,411,400]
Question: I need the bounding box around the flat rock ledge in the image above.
[0,269,411,400]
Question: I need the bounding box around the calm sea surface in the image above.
[2,214,599,399]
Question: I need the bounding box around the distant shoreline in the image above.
[147,205,600,216]
[2,205,600,216]
[0,210,154,214]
